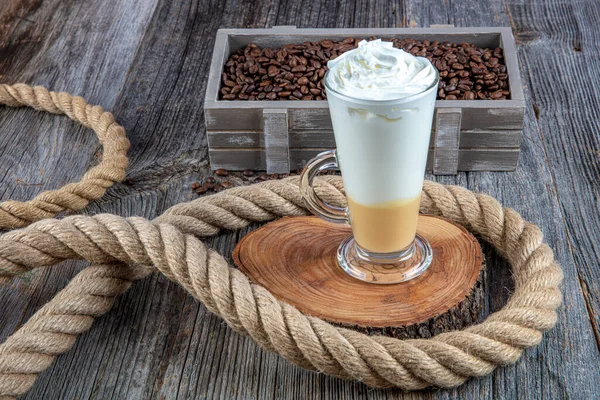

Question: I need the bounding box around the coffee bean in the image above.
[269,173,279,179]
[215,168,228,176]
[213,184,225,193]
[191,182,200,190]
[446,94,458,100]
[195,186,209,195]
[221,39,510,101]
[243,169,255,177]
[221,181,233,189]
[490,91,503,99]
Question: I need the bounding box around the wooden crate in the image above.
[205,26,525,175]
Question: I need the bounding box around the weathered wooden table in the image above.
[1,0,599,399]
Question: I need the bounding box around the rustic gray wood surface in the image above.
[1,0,599,399]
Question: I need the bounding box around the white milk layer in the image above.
[325,40,438,205]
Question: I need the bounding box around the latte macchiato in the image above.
[300,39,439,283]
[326,39,436,254]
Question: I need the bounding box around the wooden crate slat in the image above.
[459,129,522,148]
[262,109,290,173]
[224,27,509,51]
[205,108,264,130]
[459,106,524,130]
[209,148,519,172]
[208,105,525,132]
[433,108,462,175]
[208,129,522,149]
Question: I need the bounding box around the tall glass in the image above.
[300,70,439,284]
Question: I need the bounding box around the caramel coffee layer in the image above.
[347,195,421,253]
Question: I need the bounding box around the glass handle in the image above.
[299,150,348,224]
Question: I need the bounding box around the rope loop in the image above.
[0,84,129,229]
[0,85,562,399]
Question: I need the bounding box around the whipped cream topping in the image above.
[326,39,437,101]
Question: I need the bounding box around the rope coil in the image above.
[0,84,563,399]
[0,84,129,229]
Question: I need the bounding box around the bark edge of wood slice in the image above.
[233,215,485,338]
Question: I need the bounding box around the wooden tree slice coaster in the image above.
[233,215,485,339]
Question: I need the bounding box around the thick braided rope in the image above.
[0,176,563,398]
[0,84,130,229]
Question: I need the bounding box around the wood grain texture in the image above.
[233,215,485,335]
[433,108,461,174]
[207,128,523,148]
[0,0,599,399]
[208,148,520,171]
[262,109,290,173]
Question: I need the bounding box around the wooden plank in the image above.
[458,105,524,130]
[209,104,524,132]
[209,148,519,171]
[459,129,522,148]
[204,30,231,112]
[205,107,264,130]
[262,109,290,173]
[288,107,333,131]
[208,128,522,149]
[433,108,461,174]
[224,27,506,51]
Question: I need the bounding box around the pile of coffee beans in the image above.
[220,38,510,101]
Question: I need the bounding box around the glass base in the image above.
[337,234,433,284]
